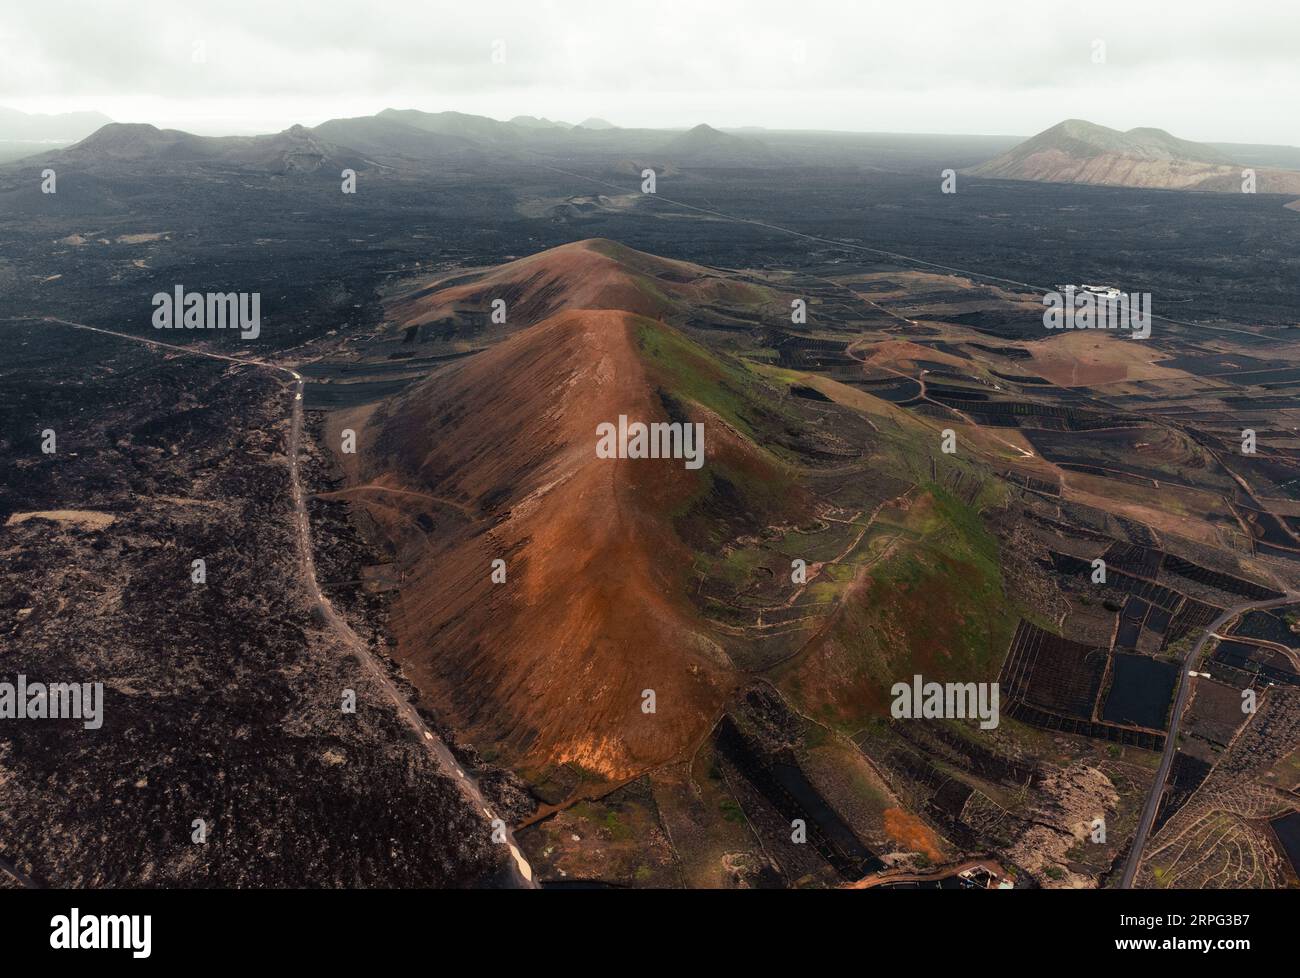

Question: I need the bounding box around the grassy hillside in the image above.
[777,481,1016,733]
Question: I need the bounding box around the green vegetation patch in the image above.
[779,483,1016,733]
[634,317,797,444]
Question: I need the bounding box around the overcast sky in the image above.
[3,0,1298,144]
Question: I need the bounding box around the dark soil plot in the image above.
[1165,597,1224,645]
[1115,618,1143,649]
[846,377,921,403]
[1237,507,1300,548]
[1271,811,1300,879]
[1153,753,1213,834]
[1220,394,1300,408]
[1221,453,1300,501]
[970,343,1032,361]
[1105,543,1164,578]
[1223,366,1300,386]
[912,340,970,358]
[1145,606,1173,635]
[927,385,990,403]
[303,378,415,409]
[1258,543,1300,563]
[1028,428,1209,488]
[717,717,881,880]
[930,779,975,818]
[790,384,833,402]
[1211,640,1300,687]
[1050,552,1185,613]
[1156,353,1291,377]
[1122,595,1150,622]
[1163,555,1283,601]
[1116,515,1162,549]
[1004,700,1165,750]
[999,620,1108,720]
[890,720,1040,787]
[840,279,903,294]
[935,309,1041,340]
[1101,654,1177,730]
[1230,609,1300,649]
[1183,679,1249,748]
[991,369,1051,385]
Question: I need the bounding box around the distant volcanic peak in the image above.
[81,122,167,141]
[63,122,212,161]
[969,118,1253,189]
[663,122,771,160]
[1047,119,1230,163]
[53,120,359,173]
[577,117,617,130]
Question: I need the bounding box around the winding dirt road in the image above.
[34,317,536,889]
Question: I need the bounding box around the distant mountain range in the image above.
[0,106,113,142]
[12,108,784,173]
[970,119,1300,194]
[0,106,115,163]
[47,121,366,174]
[11,107,1300,195]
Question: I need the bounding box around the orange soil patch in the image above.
[1060,478,1236,549]
[5,510,116,530]
[387,238,766,334]
[860,338,970,373]
[1026,331,1187,387]
[357,306,735,782]
[883,807,945,862]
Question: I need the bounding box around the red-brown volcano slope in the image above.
[356,240,798,782]
[387,236,772,334]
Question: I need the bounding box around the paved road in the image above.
[33,318,537,889]
[1119,591,1298,888]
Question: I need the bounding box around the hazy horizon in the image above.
[3,0,1299,144]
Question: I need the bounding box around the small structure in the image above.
[1080,284,1124,301]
